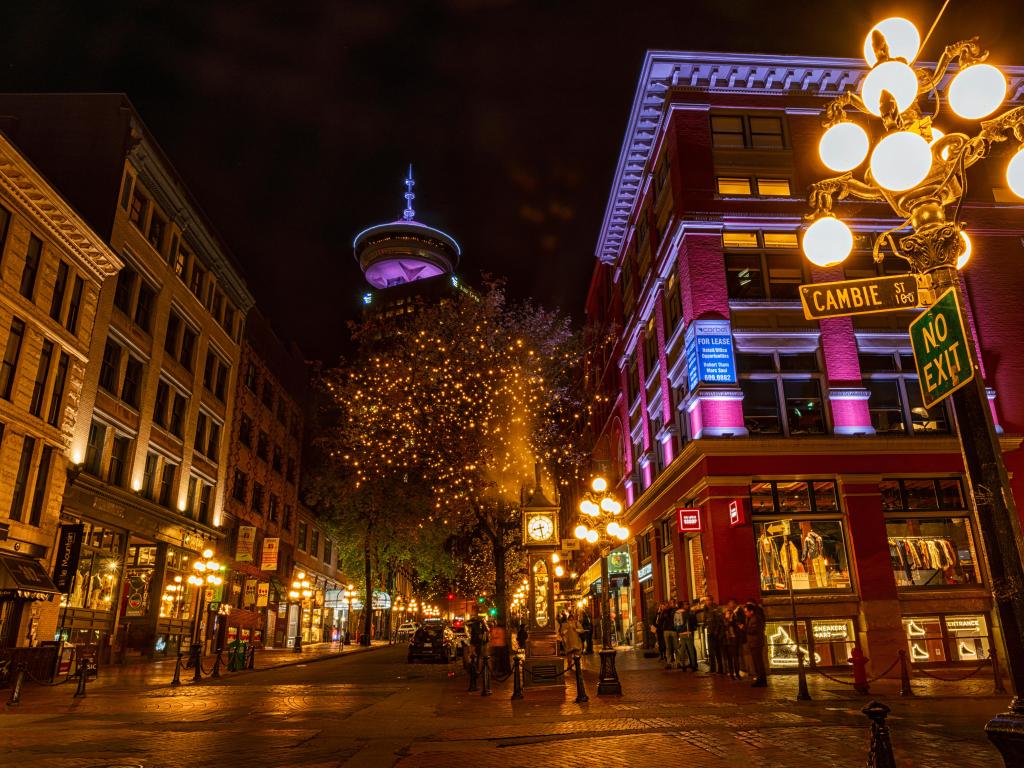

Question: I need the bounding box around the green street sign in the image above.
[909,287,974,408]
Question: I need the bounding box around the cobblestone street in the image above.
[0,645,1008,767]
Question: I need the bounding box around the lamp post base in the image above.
[986,698,1024,765]
[293,635,302,653]
[597,648,622,696]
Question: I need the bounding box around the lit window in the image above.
[756,178,792,196]
[763,232,799,249]
[723,232,758,248]
[717,177,752,196]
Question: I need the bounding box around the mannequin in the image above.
[800,522,827,587]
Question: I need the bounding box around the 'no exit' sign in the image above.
[677,508,702,532]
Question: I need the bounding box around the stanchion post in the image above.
[898,650,914,697]
[991,647,1008,695]
[7,662,26,706]
[863,701,897,768]
[511,653,524,701]
[190,642,202,682]
[574,653,589,704]
[211,648,223,679]
[467,652,478,692]
[73,660,87,698]
[796,649,812,701]
[248,644,256,671]
[171,651,183,686]
[481,653,492,696]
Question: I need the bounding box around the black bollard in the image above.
[293,634,302,653]
[467,653,479,692]
[73,661,88,698]
[481,654,492,696]
[211,649,223,679]
[171,651,183,686]
[511,654,524,701]
[191,643,203,682]
[796,649,812,701]
[897,650,914,697]
[863,701,897,768]
[248,645,256,671]
[7,662,26,706]
[574,654,589,704]
[227,647,238,673]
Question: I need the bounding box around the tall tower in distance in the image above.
[354,166,461,310]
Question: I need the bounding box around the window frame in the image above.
[738,351,828,436]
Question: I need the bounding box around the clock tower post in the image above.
[520,465,563,687]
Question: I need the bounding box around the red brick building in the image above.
[582,51,1024,675]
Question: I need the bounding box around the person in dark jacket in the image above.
[675,601,699,671]
[652,603,668,662]
[744,602,768,686]
[704,597,726,675]
[580,611,594,654]
[659,603,678,668]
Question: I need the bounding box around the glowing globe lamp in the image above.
[870,131,932,191]
[802,216,853,267]
[862,61,918,116]
[585,530,599,544]
[957,231,972,270]
[863,17,921,66]
[600,497,616,513]
[819,121,869,172]
[574,524,589,539]
[606,522,620,537]
[948,64,1006,120]
[616,527,629,541]
[1008,148,1024,198]
[591,477,607,493]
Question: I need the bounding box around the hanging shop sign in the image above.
[685,319,737,390]
[52,523,85,593]
[729,499,746,527]
[372,591,392,610]
[257,582,270,607]
[909,287,974,408]
[235,526,257,563]
[260,537,279,571]
[637,563,653,583]
[608,548,631,575]
[677,508,703,533]
[243,577,258,607]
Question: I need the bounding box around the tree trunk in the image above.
[492,532,506,624]
[362,522,373,646]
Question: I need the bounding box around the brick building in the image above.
[582,51,1024,675]
[0,95,255,661]
[0,131,120,650]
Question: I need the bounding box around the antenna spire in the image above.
[402,164,416,221]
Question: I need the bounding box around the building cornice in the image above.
[595,50,1024,266]
[0,133,121,282]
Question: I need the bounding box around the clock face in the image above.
[527,515,554,542]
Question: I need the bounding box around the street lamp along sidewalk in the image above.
[799,14,1024,763]
[575,476,627,695]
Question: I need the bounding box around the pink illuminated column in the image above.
[635,334,654,488]
[619,365,636,505]
[653,290,677,464]
[676,229,747,438]
[811,265,874,435]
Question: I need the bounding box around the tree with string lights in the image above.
[317,279,586,621]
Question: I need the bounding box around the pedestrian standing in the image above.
[560,611,584,660]
[676,601,698,671]
[727,598,747,678]
[661,603,678,669]
[652,603,667,662]
[745,602,768,687]
[581,611,594,655]
[723,608,741,679]
[704,597,726,675]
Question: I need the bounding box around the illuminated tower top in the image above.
[354,166,461,290]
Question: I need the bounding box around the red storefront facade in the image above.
[583,51,1024,675]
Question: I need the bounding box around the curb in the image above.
[191,643,391,683]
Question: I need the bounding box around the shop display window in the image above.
[766,618,856,669]
[903,614,990,665]
[749,480,839,516]
[881,478,964,512]
[58,517,124,612]
[886,518,979,587]
[754,518,852,593]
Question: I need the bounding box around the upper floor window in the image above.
[0,205,11,260]
[262,381,274,409]
[189,263,206,301]
[245,362,258,392]
[238,414,252,447]
[129,189,149,230]
[724,231,804,302]
[20,235,42,300]
[113,267,137,315]
[716,177,793,197]
[65,277,84,335]
[711,114,786,149]
[859,352,948,434]
[738,351,826,436]
[664,276,682,336]
[148,212,167,253]
[0,317,25,401]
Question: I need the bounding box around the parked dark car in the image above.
[407,620,457,663]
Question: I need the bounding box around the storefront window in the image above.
[59,517,124,612]
[766,618,856,669]
[754,519,852,593]
[903,614,990,665]
[886,518,979,587]
[124,543,158,617]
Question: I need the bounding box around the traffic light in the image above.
[477,596,485,604]
[487,607,497,617]
[446,592,454,601]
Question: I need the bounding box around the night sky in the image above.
[3,1,1022,361]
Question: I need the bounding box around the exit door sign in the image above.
[909,287,974,408]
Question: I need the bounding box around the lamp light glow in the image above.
[554,565,564,577]
[574,524,589,539]
[862,60,918,116]
[948,64,1006,120]
[802,216,854,267]
[591,477,608,493]
[863,17,921,66]
[819,121,869,172]
[606,521,620,536]
[870,131,932,191]
[600,497,616,513]
[957,231,972,270]
[1007,147,1024,198]
[585,530,599,544]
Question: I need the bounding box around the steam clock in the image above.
[521,468,563,686]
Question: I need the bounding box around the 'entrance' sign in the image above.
[800,274,922,320]
[909,287,974,408]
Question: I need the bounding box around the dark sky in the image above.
[3,1,1023,361]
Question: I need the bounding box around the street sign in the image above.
[676,508,702,533]
[909,287,974,408]
[800,274,922,320]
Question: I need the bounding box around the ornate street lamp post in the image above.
[342,584,356,645]
[186,548,222,675]
[802,17,1024,761]
[289,572,313,653]
[575,476,628,695]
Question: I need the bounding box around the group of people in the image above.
[556,608,594,657]
[652,596,767,687]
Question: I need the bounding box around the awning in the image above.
[0,554,60,600]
